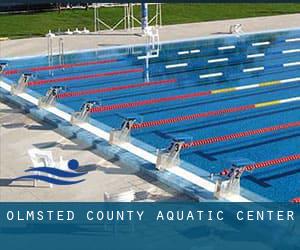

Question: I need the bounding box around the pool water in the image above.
[2,28,300,201]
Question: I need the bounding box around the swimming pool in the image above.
[1,28,300,202]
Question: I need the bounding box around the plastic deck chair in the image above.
[103,190,135,233]
[28,148,56,188]
[229,24,243,35]
[103,190,135,202]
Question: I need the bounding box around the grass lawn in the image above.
[0,3,299,39]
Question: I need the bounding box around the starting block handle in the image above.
[156,139,185,170]
[121,117,136,130]
[109,117,138,145]
[38,86,64,108]
[71,100,99,124]
[0,62,8,74]
[11,73,32,95]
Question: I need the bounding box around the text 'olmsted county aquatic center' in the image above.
[4,209,296,222]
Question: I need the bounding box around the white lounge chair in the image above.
[103,190,135,233]
[27,148,68,188]
[103,190,135,202]
[229,24,243,35]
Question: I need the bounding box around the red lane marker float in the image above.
[28,68,143,86]
[182,121,300,148]
[242,154,300,172]
[219,154,300,177]
[131,105,255,129]
[292,197,300,203]
[91,90,213,113]
[57,78,177,99]
[3,59,118,75]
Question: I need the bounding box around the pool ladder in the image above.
[58,38,65,69]
[47,36,65,75]
[47,36,53,75]
[144,27,160,82]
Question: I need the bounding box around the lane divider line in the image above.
[90,77,300,114]
[218,45,235,50]
[131,96,300,129]
[91,90,212,113]
[247,53,265,58]
[182,121,300,148]
[199,72,223,78]
[282,49,300,54]
[283,61,300,67]
[252,41,270,46]
[292,197,300,203]
[243,67,264,73]
[57,78,177,99]
[208,58,228,63]
[165,63,188,69]
[242,154,300,172]
[178,51,189,55]
[137,54,159,60]
[177,49,201,55]
[28,68,144,86]
[190,49,201,54]
[285,38,300,43]
[3,59,118,75]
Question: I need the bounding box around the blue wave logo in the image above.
[13,159,86,185]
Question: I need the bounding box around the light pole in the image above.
[141,3,148,33]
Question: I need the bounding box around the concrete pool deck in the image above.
[0,14,299,201]
[0,101,191,201]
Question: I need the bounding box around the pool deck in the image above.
[0,101,191,201]
[1,13,299,58]
[0,14,299,202]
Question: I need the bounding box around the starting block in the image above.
[109,114,143,145]
[11,73,32,95]
[38,86,65,108]
[214,169,242,199]
[156,134,192,170]
[214,158,254,199]
[71,101,99,124]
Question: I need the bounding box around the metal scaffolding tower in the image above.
[93,3,162,32]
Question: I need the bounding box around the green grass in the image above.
[0,4,300,39]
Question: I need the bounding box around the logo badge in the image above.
[13,159,86,185]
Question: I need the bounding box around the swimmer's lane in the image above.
[131,96,300,129]
[181,121,300,149]
[90,77,300,113]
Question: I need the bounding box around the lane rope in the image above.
[90,77,300,113]
[292,197,300,203]
[219,154,300,179]
[131,96,300,129]
[242,154,300,172]
[57,78,177,98]
[28,68,143,86]
[3,59,118,75]
[182,121,300,148]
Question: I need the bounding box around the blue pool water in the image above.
[2,28,300,201]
